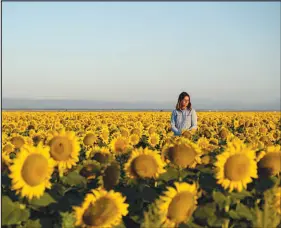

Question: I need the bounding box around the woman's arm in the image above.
[171,110,181,135]
[189,109,198,130]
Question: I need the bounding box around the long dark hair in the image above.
[176,92,192,110]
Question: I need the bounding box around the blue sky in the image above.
[2,2,280,105]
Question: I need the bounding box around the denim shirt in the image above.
[170,108,197,136]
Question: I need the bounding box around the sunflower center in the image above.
[50,136,72,161]
[121,130,129,137]
[93,153,109,164]
[132,155,158,178]
[83,134,96,146]
[258,152,281,176]
[114,139,126,153]
[3,144,13,153]
[168,144,196,168]
[167,192,194,224]
[21,154,48,186]
[149,127,156,135]
[11,136,25,149]
[220,130,228,139]
[82,197,117,226]
[224,154,250,181]
[150,137,158,145]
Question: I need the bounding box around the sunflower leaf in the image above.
[29,192,56,207]
[212,191,227,210]
[236,203,254,221]
[194,202,217,220]
[22,219,42,228]
[158,166,178,182]
[228,210,240,220]
[60,211,75,228]
[60,171,87,187]
[2,196,30,226]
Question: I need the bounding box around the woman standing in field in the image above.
[171,92,198,136]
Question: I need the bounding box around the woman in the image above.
[171,92,198,136]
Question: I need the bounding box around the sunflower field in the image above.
[1,111,281,228]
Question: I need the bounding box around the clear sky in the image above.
[2,2,280,105]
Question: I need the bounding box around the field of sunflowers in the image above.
[1,111,281,228]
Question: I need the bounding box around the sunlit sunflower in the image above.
[48,129,80,176]
[197,137,211,153]
[257,145,281,177]
[100,128,110,144]
[10,134,28,149]
[73,188,129,228]
[82,131,98,148]
[2,142,15,154]
[162,138,202,169]
[156,182,198,227]
[120,127,130,138]
[110,136,131,155]
[148,133,160,148]
[9,144,55,200]
[124,147,166,179]
[129,134,140,146]
[214,138,258,192]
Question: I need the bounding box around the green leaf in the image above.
[158,166,178,182]
[229,190,252,200]
[22,219,42,228]
[60,212,75,228]
[61,171,87,187]
[207,216,225,227]
[228,210,240,220]
[194,202,216,220]
[213,191,227,210]
[29,192,56,207]
[236,203,254,221]
[2,196,30,226]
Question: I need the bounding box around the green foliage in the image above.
[2,196,30,226]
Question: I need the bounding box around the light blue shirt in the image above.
[170,108,198,136]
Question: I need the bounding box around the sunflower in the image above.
[274,187,281,214]
[82,131,98,148]
[100,128,110,144]
[129,134,140,146]
[10,134,28,149]
[2,142,15,154]
[214,138,258,192]
[257,145,281,176]
[110,136,131,155]
[48,129,80,176]
[73,188,129,228]
[100,162,120,190]
[146,125,157,136]
[120,127,130,138]
[86,146,111,164]
[197,137,211,153]
[162,138,202,169]
[124,147,166,179]
[78,160,101,180]
[156,182,198,227]
[148,133,160,148]
[9,144,55,200]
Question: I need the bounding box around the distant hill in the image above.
[2,98,280,111]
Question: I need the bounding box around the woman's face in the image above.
[180,96,190,108]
